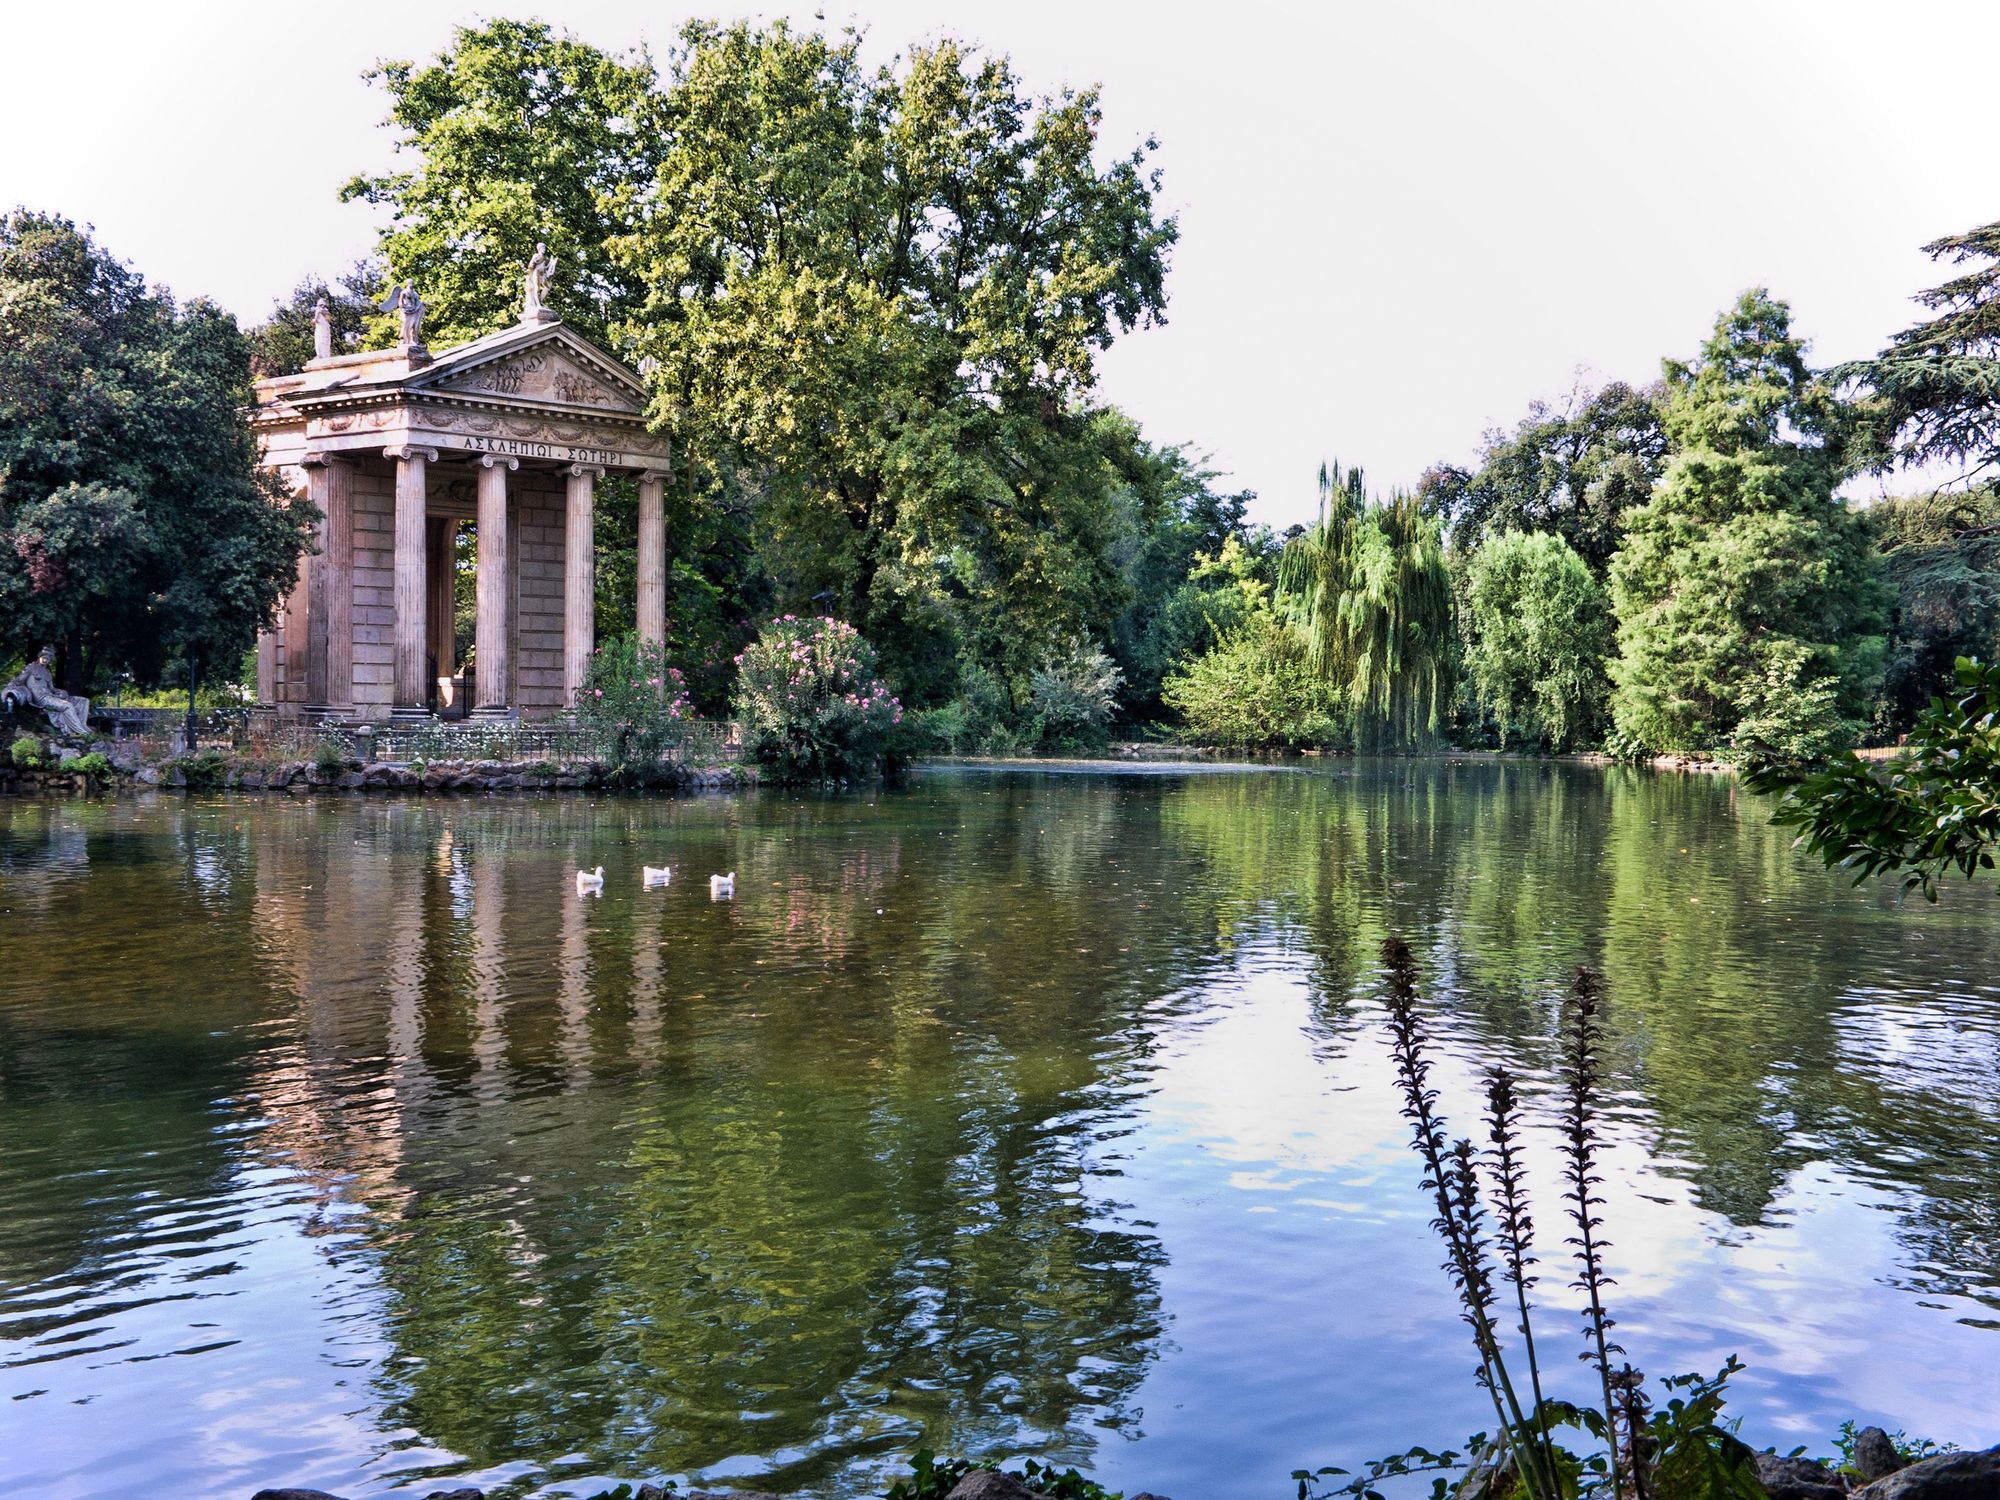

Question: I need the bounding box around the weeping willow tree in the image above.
[1280,461,1455,747]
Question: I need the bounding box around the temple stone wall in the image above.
[514,469,568,717]
[350,462,397,714]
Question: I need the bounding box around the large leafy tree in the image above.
[1462,530,1611,751]
[1422,378,1666,576]
[346,19,1177,702]
[1105,425,1267,718]
[614,21,1176,698]
[343,19,660,347]
[0,211,312,697]
[1844,218,2000,487]
[1607,290,1887,754]
[1281,462,1455,746]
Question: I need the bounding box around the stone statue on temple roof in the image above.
[311,293,333,360]
[523,242,558,323]
[381,282,426,350]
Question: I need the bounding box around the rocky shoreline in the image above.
[1753,1435,1999,1500]
[0,744,755,797]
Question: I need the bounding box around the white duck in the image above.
[642,865,672,887]
[576,865,605,895]
[709,871,736,899]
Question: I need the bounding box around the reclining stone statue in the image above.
[2,648,91,738]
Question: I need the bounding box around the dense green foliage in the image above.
[1607,290,1887,755]
[614,21,1175,702]
[1026,636,1125,753]
[348,18,1182,718]
[0,211,313,699]
[733,614,903,778]
[1163,613,1341,749]
[1746,656,2000,900]
[1423,379,1666,576]
[1870,487,2000,734]
[341,19,658,347]
[1462,531,1612,751]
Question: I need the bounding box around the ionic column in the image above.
[385,444,438,718]
[636,467,670,649]
[474,455,517,717]
[564,464,603,705]
[303,454,355,714]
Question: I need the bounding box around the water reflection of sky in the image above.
[1,765,1997,1499]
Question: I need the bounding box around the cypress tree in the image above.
[1608,290,1886,754]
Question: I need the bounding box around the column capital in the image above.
[567,462,606,480]
[635,467,673,484]
[300,450,358,468]
[384,443,441,463]
[476,454,520,471]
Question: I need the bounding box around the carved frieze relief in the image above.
[437,347,633,410]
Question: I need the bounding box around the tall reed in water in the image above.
[1298,943,1762,1500]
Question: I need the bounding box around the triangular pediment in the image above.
[410,323,649,416]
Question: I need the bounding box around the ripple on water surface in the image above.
[1,764,1997,1499]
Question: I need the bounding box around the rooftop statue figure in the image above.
[380,282,426,350]
[312,293,333,360]
[523,242,558,322]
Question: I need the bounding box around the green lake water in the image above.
[0,761,1996,1499]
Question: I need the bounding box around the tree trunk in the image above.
[60,627,83,694]
[185,651,201,753]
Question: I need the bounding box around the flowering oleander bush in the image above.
[732,615,902,779]
[575,637,695,769]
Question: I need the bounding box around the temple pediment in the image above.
[412,326,649,416]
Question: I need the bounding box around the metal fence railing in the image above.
[245,716,741,766]
[75,705,744,767]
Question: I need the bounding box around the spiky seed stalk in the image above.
[1561,966,1625,1500]
[1485,1068,1555,1480]
[1379,937,1554,1500]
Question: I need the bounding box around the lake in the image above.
[1,761,1996,1499]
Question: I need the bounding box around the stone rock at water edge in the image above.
[1855,1446,2000,1500]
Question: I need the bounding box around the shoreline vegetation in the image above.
[0,735,1764,800]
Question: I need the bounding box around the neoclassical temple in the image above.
[252,274,672,721]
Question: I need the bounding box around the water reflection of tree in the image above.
[240,783,1221,1493]
[8,773,2000,1491]
[1156,761,2000,1312]
[0,799,273,1298]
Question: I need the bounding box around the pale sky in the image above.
[4,1,1994,528]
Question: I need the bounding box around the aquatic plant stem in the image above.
[1486,1068,1556,1482]
[1562,966,1625,1500]
[1379,937,1556,1500]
